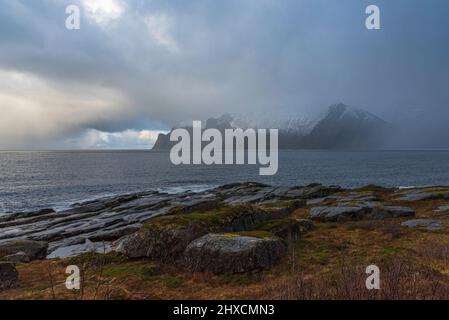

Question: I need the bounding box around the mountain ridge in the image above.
[152,104,393,150]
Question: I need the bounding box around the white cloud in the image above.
[0,69,128,148]
[70,129,168,149]
[144,13,179,52]
[82,0,126,25]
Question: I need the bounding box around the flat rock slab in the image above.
[309,205,414,222]
[396,188,449,202]
[184,233,287,274]
[401,219,443,231]
[0,262,19,291]
[379,206,415,218]
[434,205,449,214]
[47,240,113,259]
[309,206,367,222]
[0,182,342,259]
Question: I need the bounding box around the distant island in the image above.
[152,104,394,151]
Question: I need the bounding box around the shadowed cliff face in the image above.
[152,104,394,150]
[300,104,394,149]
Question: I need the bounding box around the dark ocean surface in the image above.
[1,150,449,214]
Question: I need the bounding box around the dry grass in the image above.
[267,257,449,300]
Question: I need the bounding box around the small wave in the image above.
[397,184,441,190]
[398,186,417,190]
[53,185,216,210]
[158,184,216,194]
[51,192,121,210]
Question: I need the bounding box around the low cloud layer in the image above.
[1,0,448,149]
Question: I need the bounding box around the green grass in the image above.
[103,262,148,278]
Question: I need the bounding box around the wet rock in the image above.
[88,224,141,242]
[396,188,449,202]
[401,219,443,231]
[0,208,55,223]
[0,240,48,261]
[59,202,107,215]
[184,232,287,274]
[47,239,113,259]
[0,262,19,291]
[213,182,270,191]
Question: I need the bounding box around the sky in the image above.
[0,0,448,149]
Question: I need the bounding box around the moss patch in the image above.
[143,204,262,231]
[257,218,298,233]
[223,231,279,240]
[67,252,126,267]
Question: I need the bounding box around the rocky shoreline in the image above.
[2,182,449,291]
[0,182,338,259]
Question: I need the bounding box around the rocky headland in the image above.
[2,182,449,298]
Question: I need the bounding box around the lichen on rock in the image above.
[183,232,287,274]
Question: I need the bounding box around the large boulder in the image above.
[0,262,19,291]
[184,232,287,274]
[0,240,48,262]
[121,205,290,261]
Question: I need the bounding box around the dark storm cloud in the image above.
[0,0,448,148]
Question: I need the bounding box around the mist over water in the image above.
[1,150,449,214]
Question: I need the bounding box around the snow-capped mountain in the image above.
[152,104,393,150]
[229,111,315,135]
[300,103,393,149]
